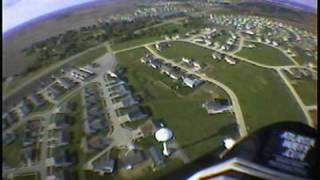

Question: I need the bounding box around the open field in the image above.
[290,79,317,106]
[283,71,317,105]
[236,41,294,66]
[3,125,25,167]
[116,47,236,162]
[111,36,162,51]
[13,173,40,180]
[157,41,307,132]
[71,46,108,67]
[309,110,317,128]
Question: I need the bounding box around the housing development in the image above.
[2,0,317,180]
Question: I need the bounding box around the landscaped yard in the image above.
[236,41,294,66]
[116,47,236,163]
[157,41,307,132]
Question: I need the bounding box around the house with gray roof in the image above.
[183,76,203,88]
[148,146,165,168]
[28,94,46,108]
[202,98,232,114]
[118,150,146,170]
[17,101,32,117]
[56,78,75,90]
[92,159,115,175]
[127,107,148,121]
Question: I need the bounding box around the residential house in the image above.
[28,94,46,108]
[118,150,146,170]
[87,136,110,151]
[48,131,70,148]
[127,107,148,121]
[149,58,163,69]
[202,99,232,114]
[47,85,63,100]
[148,146,165,168]
[224,56,237,65]
[46,151,72,167]
[183,76,203,88]
[3,132,16,145]
[92,158,115,175]
[56,78,75,90]
[17,101,32,117]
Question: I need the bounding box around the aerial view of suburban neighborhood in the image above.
[2,0,318,179]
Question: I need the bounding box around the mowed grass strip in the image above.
[236,41,294,66]
[116,47,236,160]
[158,41,307,132]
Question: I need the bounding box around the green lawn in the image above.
[71,46,107,67]
[116,47,236,162]
[211,32,230,45]
[284,72,317,105]
[309,110,317,128]
[291,46,316,65]
[158,41,307,132]
[13,173,40,180]
[156,41,213,64]
[3,125,25,167]
[236,41,294,66]
[111,36,162,51]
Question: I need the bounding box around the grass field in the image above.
[116,47,236,162]
[291,79,317,105]
[283,71,317,105]
[236,41,294,66]
[157,41,307,132]
[291,46,316,65]
[211,32,230,45]
[111,36,162,51]
[3,125,25,167]
[156,41,213,64]
[71,46,107,67]
[309,110,317,128]
[13,173,40,180]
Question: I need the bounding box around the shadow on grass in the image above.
[180,122,238,150]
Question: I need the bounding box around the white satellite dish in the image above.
[155,128,173,156]
[224,138,235,149]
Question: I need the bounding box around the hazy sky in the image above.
[2,0,317,33]
[287,0,317,8]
